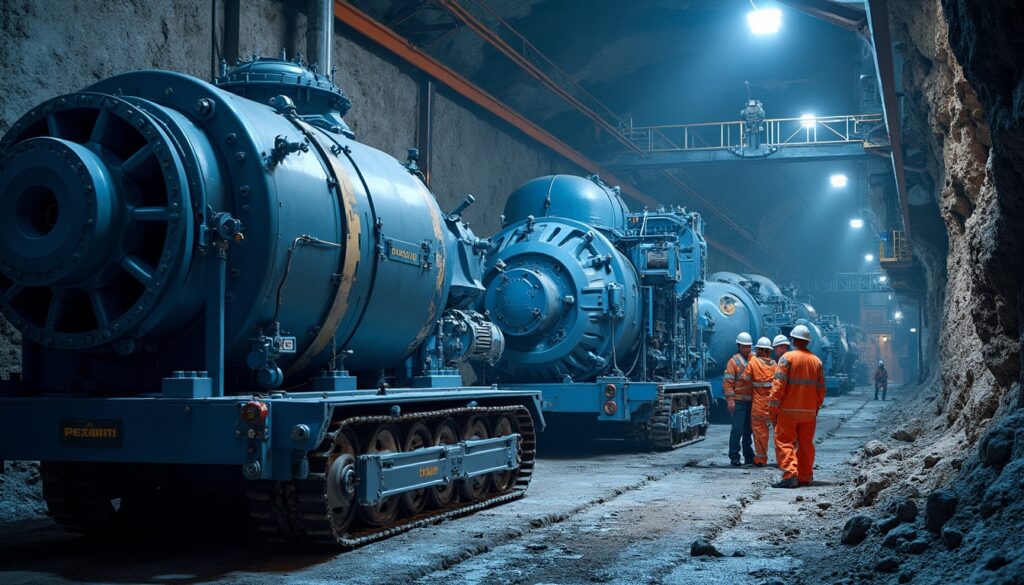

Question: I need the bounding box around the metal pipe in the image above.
[865,0,913,240]
[307,0,333,73]
[224,0,241,65]
[418,76,434,186]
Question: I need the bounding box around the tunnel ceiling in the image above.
[348,0,882,279]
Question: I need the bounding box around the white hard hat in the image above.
[755,337,772,350]
[736,332,753,346]
[790,324,811,341]
[772,334,790,348]
[878,360,884,366]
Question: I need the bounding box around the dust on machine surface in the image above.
[697,271,859,415]
[0,56,543,548]
[474,174,711,450]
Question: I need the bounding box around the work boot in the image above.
[771,477,799,489]
[754,463,766,468]
[730,459,742,467]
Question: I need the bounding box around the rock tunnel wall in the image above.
[892,0,1022,433]
[824,2,1024,582]
[0,0,582,379]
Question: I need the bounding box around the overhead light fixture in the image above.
[800,113,816,128]
[910,327,918,333]
[894,310,904,320]
[881,335,888,342]
[850,218,864,229]
[878,274,888,283]
[864,253,875,262]
[831,174,849,188]
[747,7,782,35]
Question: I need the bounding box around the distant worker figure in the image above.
[724,332,755,466]
[768,324,826,488]
[771,334,790,360]
[744,337,777,467]
[874,360,888,400]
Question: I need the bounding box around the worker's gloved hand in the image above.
[727,400,736,414]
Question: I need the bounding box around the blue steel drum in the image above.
[483,215,642,382]
[697,279,762,372]
[502,174,629,235]
[0,57,477,391]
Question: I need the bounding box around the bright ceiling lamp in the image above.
[849,218,864,229]
[747,7,782,35]
[831,174,849,188]
[800,113,816,128]
[864,253,875,262]
[878,274,888,283]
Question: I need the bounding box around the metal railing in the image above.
[879,230,912,264]
[793,271,893,293]
[619,113,887,154]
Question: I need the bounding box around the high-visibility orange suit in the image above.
[743,355,776,465]
[769,347,826,484]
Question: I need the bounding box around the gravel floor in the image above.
[0,389,885,585]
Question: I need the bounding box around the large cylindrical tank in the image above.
[482,176,641,382]
[697,277,762,371]
[0,58,469,392]
[501,174,629,235]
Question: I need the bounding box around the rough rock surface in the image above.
[0,461,45,522]
[792,0,1024,582]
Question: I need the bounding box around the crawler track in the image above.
[246,404,536,549]
[641,386,711,451]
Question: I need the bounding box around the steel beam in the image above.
[332,1,770,274]
[865,0,913,240]
[426,0,779,265]
[607,141,874,170]
[778,0,868,35]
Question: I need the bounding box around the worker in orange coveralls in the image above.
[724,332,754,466]
[743,337,777,467]
[768,324,826,488]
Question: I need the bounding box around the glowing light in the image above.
[910,327,918,333]
[800,113,817,128]
[878,275,888,283]
[850,218,864,229]
[881,336,889,342]
[747,8,782,35]
[894,310,904,320]
[864,253,875,262]
[831,174,849,188]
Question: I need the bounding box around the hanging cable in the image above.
[271,235,345,324]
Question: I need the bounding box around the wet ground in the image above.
[0,388,887,585]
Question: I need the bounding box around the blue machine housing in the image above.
[697,272,853,406]
[478,175,711,449]
[0,57,543,547]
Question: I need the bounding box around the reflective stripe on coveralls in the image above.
[724,353,753,402]
[745,355,776,464]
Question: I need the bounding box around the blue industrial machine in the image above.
[698,272,862,403]
[475,175,711,450]
[0,56,543,547]
[817,314,858,395]
[698,272,829,405]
